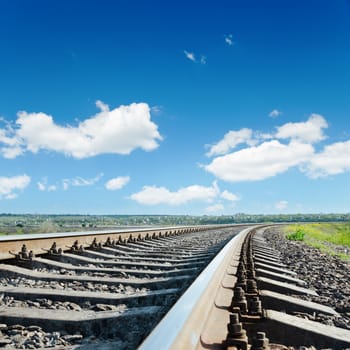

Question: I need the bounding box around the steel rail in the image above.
[0,224,238,261]
[138,226,254,350]
[0,225,218,242]
[0,224,247,348]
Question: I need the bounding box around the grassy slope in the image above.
[284,222,350,261]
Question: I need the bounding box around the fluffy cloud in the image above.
[206,128,254,157]
[0,101,162,159]
[105,176,130,190]
[275,114,327,143]
[130,182,240,206]
[205,140,314,182]
[204,114,349,182]
[130,183,219,205]
[0,175,30,199]
[304,140,350,178]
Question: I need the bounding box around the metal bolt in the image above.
[249,296,262,315]
[28,250,34,260]
[231,287,247,314]
[226,313,248,350]
[236,272,247,291]
[246,279,258,294]
[227,313,246,338]
[250,331,270,350]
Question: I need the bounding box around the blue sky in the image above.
[0,0,350,215]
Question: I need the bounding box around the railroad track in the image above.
[0,225,243,349]
[140,226,350,350]
[0,225,350,349]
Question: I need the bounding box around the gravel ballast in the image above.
[263,227,350,330]
[0,228,239,349]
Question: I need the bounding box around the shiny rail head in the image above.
[138,226,256,350]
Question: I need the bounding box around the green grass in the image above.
[284,222,350,261]
[286,228,306,241]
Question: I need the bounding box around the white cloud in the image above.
[304,140,350,178]
[62,173,103,190]
[0,101,162,159]
[70,173,103,186]
[224,34,234,46]
[1,146,23,159]
[269,109,282,118]
[130,181,241,207]
[38,175,102,192]
[95,100,109,112]
[276,114,327,143]
[37,179,57,192]
[203,114,350,182]
[184,50,206,64]
[205,203,224,213]
[205,140,314,182]
[221,190,240,201]
[275,200,288,210]
[206,128,254,157]
[62,181,69,191]
[5,193,18,200]
[105,176,130,190]
[0,121,23,159]
[0,175,30,199]
[151,105,162,115]
[37,181,46,191]
[130,182,219,206]
[37,178,57,192]
[184,50,196,62]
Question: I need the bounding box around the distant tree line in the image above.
[0,212,349,232]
